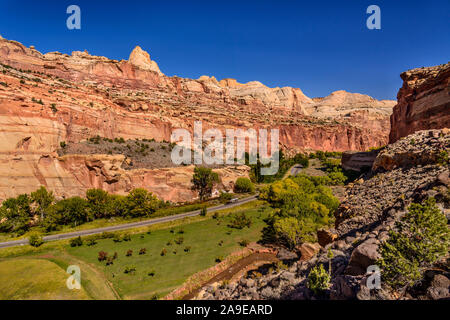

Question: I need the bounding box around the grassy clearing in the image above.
[0,258,90,300]
[66,201,272,299]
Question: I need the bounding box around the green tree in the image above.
[218,192,233,203]
[28,232,44,247]
[86,188,109,218]
[234,177,255,193]
[43,197,91,231]
[125,188,160,217]
[0,194,33,234]
[273,217,301,249]
[31,186,54,221]
[191,167,220,201]
[378,198,450,289]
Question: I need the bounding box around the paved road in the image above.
[0,195,258,249]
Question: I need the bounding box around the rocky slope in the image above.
[201,129,449,300]
[0,36,395,201]
[389,62,450,143]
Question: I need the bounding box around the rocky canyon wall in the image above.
[389,62,450,143]
[0,36,396,201]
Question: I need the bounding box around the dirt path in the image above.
[182,252,278,300]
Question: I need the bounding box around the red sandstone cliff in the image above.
[389,62,450,143]
[0,36,396,201]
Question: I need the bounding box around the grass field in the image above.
[0,258,90,300]
[66,202,271,299]
[0,200,272,300]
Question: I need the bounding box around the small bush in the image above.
[307,264,330,295]
[200,207,207,216]
[184,246,191,252]
[28,232,44,247]
[98,251,108,262]
[148,270,156,277]
[215,256,223,263]
[139,248,147,255]
[106,257,114,266]
[378,198,450,288]
[228,212,252,229]
[124,265,136,274]
[70,236,83,247]
[234,177,255,193]
[160,248,167,256]
[122,233,131,241]
[126,249,133,257]
[238,239,250,247]
[174,237,184,245]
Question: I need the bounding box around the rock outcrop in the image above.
[389,62,450,143]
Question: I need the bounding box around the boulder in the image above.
[345,238,381,276]
[297,242,321,262]
[317,228,338,247]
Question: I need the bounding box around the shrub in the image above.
[148,270,156,277]
[307,264,330,295]
[86,239,97,246]
[98,251,108,262]
[124,265,136,274]
[59,141,66,148]
[112,252,118,260]
[327,170,347,185]
[139,248,147,255]
[126,249,133,257]
[106,257,114,266]
[28,232,44,247]
[215,256,224,263]
[238,239,250,247]
[122,233,131,241]
[200,206,207,216]
[174,237,184,245]
[234,177,255,193]
[228,212,252,229]
[70,236,83,247]
[184,246,191,252]
[219,191,233,203]
[378,198,450,288]
[160,248,167,256]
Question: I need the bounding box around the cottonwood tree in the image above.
[191,167,220,201]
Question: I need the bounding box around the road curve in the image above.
[0,195,258,249]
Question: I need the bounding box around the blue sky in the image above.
[0,0,448,100]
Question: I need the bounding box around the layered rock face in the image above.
[203,129,449,300]
[389,62,450,143]
[0,36,395,201]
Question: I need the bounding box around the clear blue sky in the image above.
[0,0,448,100]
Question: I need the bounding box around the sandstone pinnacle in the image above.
[128,45,163,75]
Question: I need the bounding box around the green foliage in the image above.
[191,167,220,201]
[0,194,33,234]
[234,177,255,193]
[378,198,450,288]
[228,212,252,229]
[307,264,331,295]
[124,188,160,218]
[28,232,44,247]
[327,170,347,185]
[260,175,338,247]
[218,192,233,204]
[42,197,91,231]
[31,186,54,221]
[200,206,207,216]
[86,189,110,219]
[273,217,301,249]
[70,236,83,247]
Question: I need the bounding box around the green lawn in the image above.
[0,258,90,300]
[66,201,272,299]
